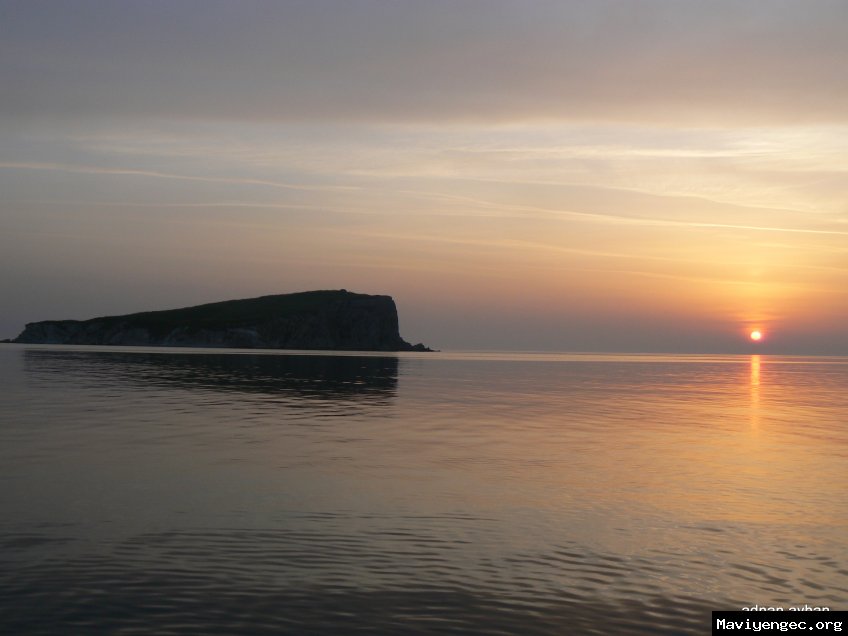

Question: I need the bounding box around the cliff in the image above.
[13,290,432,352]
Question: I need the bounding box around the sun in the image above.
[750,330,763,342]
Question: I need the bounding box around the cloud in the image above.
[2,0,847,126]
[0,160,356,192]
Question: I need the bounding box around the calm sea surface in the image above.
[1,345,846,635]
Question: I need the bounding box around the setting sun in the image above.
[750,330,763,342]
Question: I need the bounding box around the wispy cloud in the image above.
[390,185,848,237]
[7,159,845,239]
[0,161,357,192]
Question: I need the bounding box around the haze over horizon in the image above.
[2,0,847,354]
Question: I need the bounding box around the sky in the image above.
[2,0,847,353]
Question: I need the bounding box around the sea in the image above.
[1,345,846,635]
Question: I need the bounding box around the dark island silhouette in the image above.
[12,290,432,352]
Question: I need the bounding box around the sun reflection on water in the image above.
[750,354,760,431]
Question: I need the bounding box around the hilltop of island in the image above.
[11,290,432,352]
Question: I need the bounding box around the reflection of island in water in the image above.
[23,349,399,402]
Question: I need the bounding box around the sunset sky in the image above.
[2,0,847,353]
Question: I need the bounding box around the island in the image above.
[12,290,432,352]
